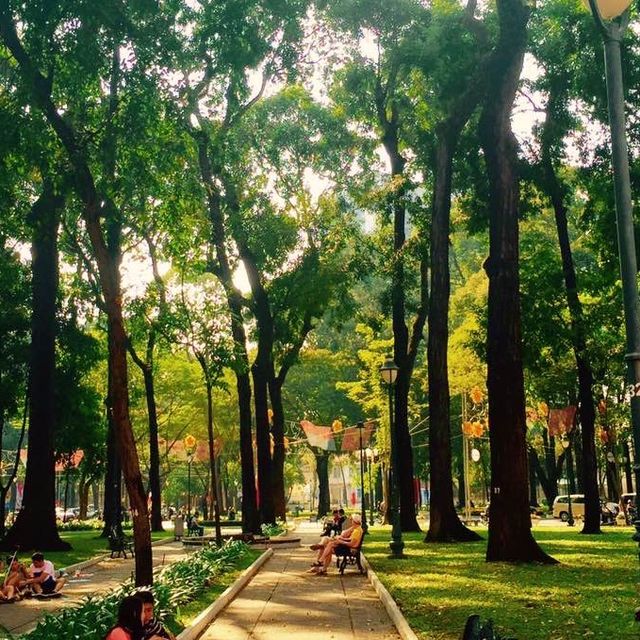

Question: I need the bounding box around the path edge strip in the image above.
[361,554,419,640]
[177,547,274,640]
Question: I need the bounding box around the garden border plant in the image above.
[22,540,250,640]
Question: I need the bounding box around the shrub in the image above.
[23,540,249,640]
[260,522,285,538]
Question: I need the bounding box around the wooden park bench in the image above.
[334,533,365,575]
[108,526,135,559]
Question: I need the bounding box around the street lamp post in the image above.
[561,438,575,527]
[184,434,197,517]
[366,447,376,525]
[586,0,640,554]
[357,422,368,532]
[380,356,405,559]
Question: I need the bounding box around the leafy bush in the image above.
[23,540,249,640]
[260,522,285,538]
[56,519,104,532]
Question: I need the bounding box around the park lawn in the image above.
[166,547,262,636]
[365,526,638,640]
[26,529,173,569]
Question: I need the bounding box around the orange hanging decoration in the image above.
[470,387,484,404]
[537,401,549,417]
[331,419,342,433]
[462,421,474,436]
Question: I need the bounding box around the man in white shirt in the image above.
[26,552,65,595]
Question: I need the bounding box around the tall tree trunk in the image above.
[204,378,222,545]
[1,183,70,551]
[101,398,122,537]
[194,135,260,535]
[529,444,557,507]
[427,129,482,543]
[315,451,330,520]
[376,77,423,533]
[478,0,555,563]
[0,20,154,581]
[128,332,163,531]
[269,378,287,520]
[623,441,633,492]
[252,362,275,524]
[539,99,601,533]
[426,0,489,544]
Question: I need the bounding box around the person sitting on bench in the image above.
[309,513,363,575]
[321,509,341,537]
[25,552,65,596]
[187,512,204,536]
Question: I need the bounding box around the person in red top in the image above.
[104,595,164,640]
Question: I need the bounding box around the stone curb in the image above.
[361,554,419,640]
[176,547,274,640]
[60,536,174,575]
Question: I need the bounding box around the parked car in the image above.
[552,495,585,521]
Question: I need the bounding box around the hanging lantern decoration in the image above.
[598,429,609,444]
[472,421,484,437]
[184,434,197,451]
[470,387,484,405]
[462,421,474,436]
[268,408,274,423]
[537,401,549,417]
[598,400,607,415]
[284,436,290,450]
[331,419,343,433]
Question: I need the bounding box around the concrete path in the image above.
[0,538,189,637]
[199,522,401,640]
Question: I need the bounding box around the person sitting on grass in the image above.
[308,513,364,575]
[138,590,175,640]
[104,595,165,640]
[3,556,29,601]
[25,552,65,596]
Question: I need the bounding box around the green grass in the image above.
[365,525,639,640]
[166,548,262,636]
[17,529,173,569]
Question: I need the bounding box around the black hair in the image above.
[31,552,44,562]
[338,509,345,515]
[105,595,143,640]
[137,590,154,604]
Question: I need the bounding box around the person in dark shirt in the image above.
[138,590,175,640]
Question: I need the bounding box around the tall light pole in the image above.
[366,447,376,525]
[357,421,368,532]
[184,434,197,517]
[586,0,640,554]
[561,438,575,527]
[380,356,405,559]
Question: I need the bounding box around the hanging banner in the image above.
[548,406,577,437]
[300,420,336,451]
[340,421,376,452]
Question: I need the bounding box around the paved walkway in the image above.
[0,538,189,637]
[199,522,401,640]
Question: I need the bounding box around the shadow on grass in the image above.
[365,527,638,640]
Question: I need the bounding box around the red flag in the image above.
[300,420,336,451]
[548,406,576,437]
